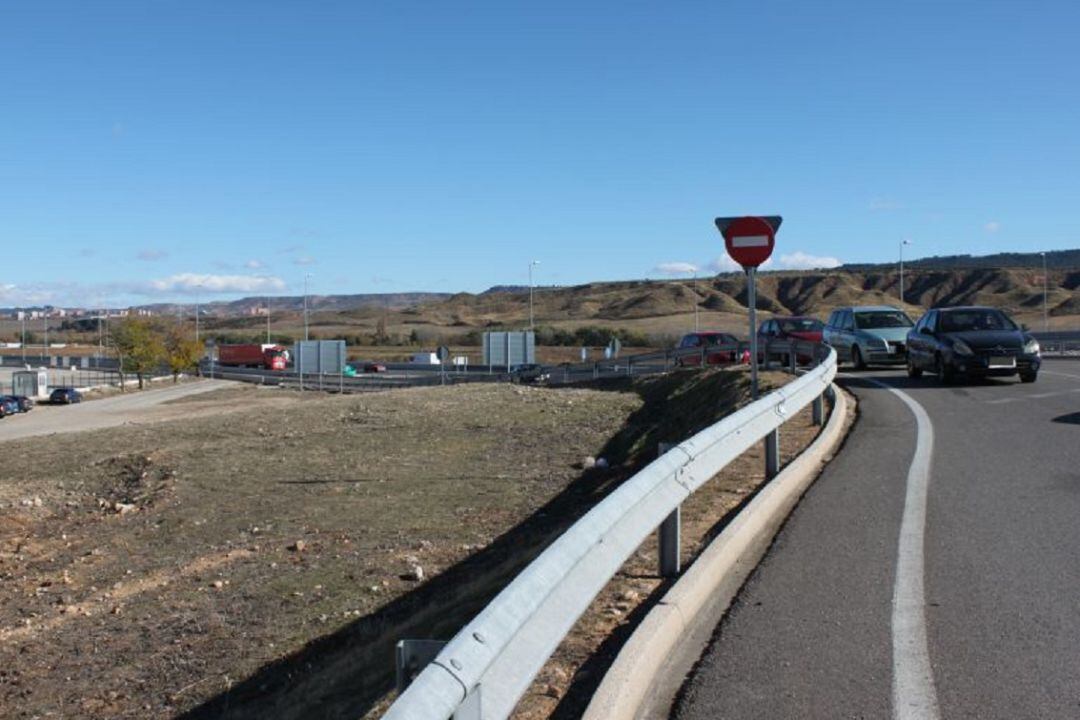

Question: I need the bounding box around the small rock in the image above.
[289,540,306,552]
[595,457,609,469]
[211,580,224,589]
[542,684,562,699]
[114,502,137,515]
[582,456,597,469]
[618,590,640,603]
[404,565,424,582]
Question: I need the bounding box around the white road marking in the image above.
[985,398,1017,404]
[867,379,942,720]
[1042,370,1080,381]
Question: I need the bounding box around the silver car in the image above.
[824,305,914,369]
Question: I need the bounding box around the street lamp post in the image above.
[1042,252,1049,333]
[266,297,271,344]
[690,267,700,331]
[303,274,312,341]
[20,313,26,361]
[528,260,540,330]
[195,284,202,342]
[899,239,912,304]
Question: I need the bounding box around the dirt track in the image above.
[0,380,236,442]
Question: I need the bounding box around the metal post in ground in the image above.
[748,267,759,399]
[657,442,681,577]
[812,393,824,426]
[765,428,780,479]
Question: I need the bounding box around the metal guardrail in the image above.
[382,345,837,720]
[1031,331,1080,357]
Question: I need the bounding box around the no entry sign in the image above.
[713,214,783,400]
[715,215,782,268]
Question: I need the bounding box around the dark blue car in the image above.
[49,387,83,405]
[0,397,19,417]
[0,395,34,413]
[906,306,1041,383]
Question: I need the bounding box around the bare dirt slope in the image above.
[0,382,641,718]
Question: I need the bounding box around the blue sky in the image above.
[2,1,1078,306]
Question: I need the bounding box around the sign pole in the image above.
[748,266,758,400]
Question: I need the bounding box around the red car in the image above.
[675,332,745,366]
[757,316,825,363]
[363,362,387,373]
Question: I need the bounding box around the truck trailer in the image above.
[217,344,289,370]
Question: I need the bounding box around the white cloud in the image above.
[293,255,316,266]
[984,221,1001,233]
[244,259,265,269]
[136,249,168,261]
[869,197,904,211]
[0,283,57,305]
[775,251,842,270]
[654,261,699,276]
[707,255,772,273]
[144,273,287,295]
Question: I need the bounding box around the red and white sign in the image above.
[716,215,779,268]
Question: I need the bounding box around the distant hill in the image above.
[137,292,452,317]
[841,249,1080,272]
[404,265,1080,326]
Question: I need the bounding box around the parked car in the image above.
[906,306,1040,383]
[824,305,913,369]
[757,316,825,363]
[509,363,549,384]
[49,387,83,405]
[0,397,19,417]
[675,332,743,366]
[0,395,34,412]
[363,362,387,373]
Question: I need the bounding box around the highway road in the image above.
[672,359,1080,719]
[0,379,234,442]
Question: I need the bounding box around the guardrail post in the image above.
[657,442,681,577]
[765,428,780,479]
[789,343,797,373]
[812,393,824,426]
[659,508,681,577]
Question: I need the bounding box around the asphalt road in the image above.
[0,379,234,442]
[672,359,1080,719]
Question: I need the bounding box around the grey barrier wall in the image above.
[293,340,348,375]
[482,332,535,369]
[382,346,837,720]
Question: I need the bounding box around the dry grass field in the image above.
[0,364,823,720]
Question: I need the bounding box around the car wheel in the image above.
[907,357,923,379]
[1020,370,1037,384]
[851,345,866,371]
[935,354,954,384]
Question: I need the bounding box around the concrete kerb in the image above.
[582,383,852,720]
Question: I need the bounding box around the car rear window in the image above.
[854,311,913,329]
[779,318,824,332]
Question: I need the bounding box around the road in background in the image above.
[673,359,1080,719]
[0,380,234,442]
